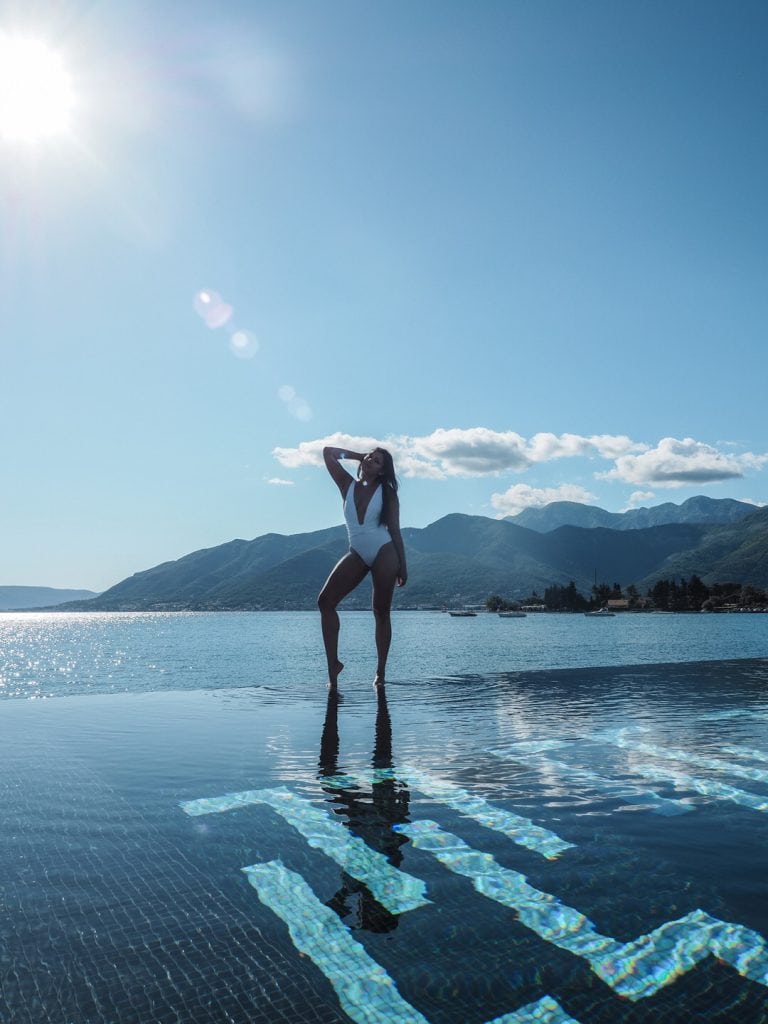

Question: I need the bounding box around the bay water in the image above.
[2,609,768,700]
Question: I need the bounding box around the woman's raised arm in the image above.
[323,446,363,494]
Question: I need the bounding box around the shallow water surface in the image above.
[2,609,768,699]
[2,614,768,1022]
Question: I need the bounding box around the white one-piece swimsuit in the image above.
[343,482,392,567]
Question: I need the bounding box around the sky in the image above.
[1,0,767,592]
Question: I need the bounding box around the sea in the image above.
[2,610,768,1024]
[3,608,768,701]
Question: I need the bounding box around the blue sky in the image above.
[2,0,767,591]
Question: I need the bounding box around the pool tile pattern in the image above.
[322,765,574,859]
[5,670,768,1024]
[486,996,582,1023]
[184,781,586,1023]
[181,786,429,914]
[243,860,433,1024]
[397,819,768,1001]
[0,739,348,1024]
[487,746,694,816]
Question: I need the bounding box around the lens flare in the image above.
[193,289,233,329]
[229,330,259,359]
[278,384,312,421]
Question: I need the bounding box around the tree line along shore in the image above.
[485,576,768,614]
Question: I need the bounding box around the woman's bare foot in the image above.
[328,660,344,688]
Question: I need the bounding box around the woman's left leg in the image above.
[370,542,399,687]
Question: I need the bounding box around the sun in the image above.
[0,34,75,143]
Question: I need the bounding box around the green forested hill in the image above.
[507,495,754,532]
[50,503,768,611]
[637,506,768,589]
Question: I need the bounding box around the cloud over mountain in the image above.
[490,483,598,517]
[600,437,768,487]
[274,428,645,478]
[273,429,768,505]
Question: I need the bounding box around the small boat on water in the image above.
[449,610,477,617]
[498,610,526,618]
[584,607,616,617]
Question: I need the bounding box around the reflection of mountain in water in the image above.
[318,689,411,933]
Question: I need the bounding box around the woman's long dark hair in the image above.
[358,447,398,528]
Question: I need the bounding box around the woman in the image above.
[318,445,408,688]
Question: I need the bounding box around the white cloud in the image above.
[273,433,379,469]
[490,483,598,517]
[267,477,294,486]
[527,432,645,462]
[273,428,529,477]
[622,490,657,511]
[600,437,768,488]
[274,428,650,479]
[274,429,768,495]
[408,427,531,476]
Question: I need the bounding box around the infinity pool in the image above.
[3,655,768,1023]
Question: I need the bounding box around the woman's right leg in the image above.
[370,543,399,687]
[317,552,369,686]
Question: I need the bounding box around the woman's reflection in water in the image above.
[318,686,411,933]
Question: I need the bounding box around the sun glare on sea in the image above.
[0,34,75,143]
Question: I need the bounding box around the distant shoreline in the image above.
[6,606,768,615]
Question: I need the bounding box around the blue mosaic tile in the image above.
[181,786,429,914]
[321,765,574,860]
[397,819,768,1001]
[489,745,694,816]
[486,995,582,1023]
[243,860,432,1024]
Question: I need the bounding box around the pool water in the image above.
[3,623,768,1022]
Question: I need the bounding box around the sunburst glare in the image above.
[0,34,76,143]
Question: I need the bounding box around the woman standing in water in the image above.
[318,445,407,689]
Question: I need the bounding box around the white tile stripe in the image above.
[322,765,574,860]
[486,996,581,1024]
[243,860,431,1024]
[398,765,575,859]
[629,761,768,813]
[490,729,768,816]
[593,728,768,813]
[181,786,429,914]
[245,860,581,1024]
[721,744,768,764]
[604,727,768,784]
[488,747,693,816]
[397,820,768,1001]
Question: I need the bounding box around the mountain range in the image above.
[0,586,99,611]
[47,497,768,612]
[506,495,755,531]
